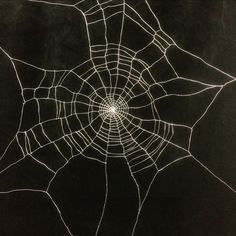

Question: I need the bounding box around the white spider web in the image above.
[0,0,236,235]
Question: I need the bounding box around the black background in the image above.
[0,1,236,235]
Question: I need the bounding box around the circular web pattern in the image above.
[53,43,173,163]
[0,1,235,236]
[98,96,128,121]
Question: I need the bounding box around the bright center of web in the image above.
[109,106,117,114]
[99,96,128,121]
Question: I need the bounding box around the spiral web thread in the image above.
[0,0,235,235]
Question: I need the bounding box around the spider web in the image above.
[0,0,236,235]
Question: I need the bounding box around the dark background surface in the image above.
[0,1,236,236]
[0,0,236,73]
